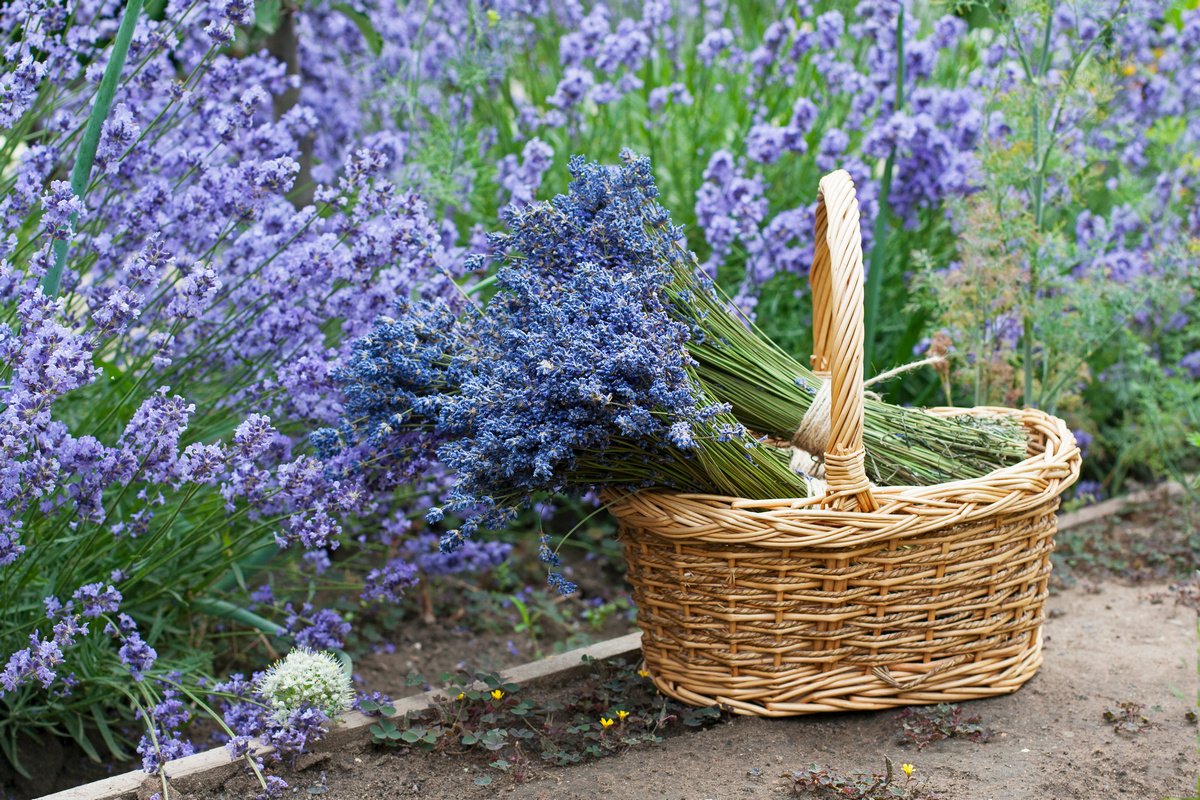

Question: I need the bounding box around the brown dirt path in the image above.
[195,580,1199,800]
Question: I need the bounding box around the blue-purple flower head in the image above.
[422,154,747,558]
[313,296,468,483]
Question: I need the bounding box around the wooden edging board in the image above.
[38,479,1191,800]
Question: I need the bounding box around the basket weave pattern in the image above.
[611,171,1081,716]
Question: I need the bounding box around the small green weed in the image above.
[1051,503,1200,588]
[784,758,937,799]
[897,703,992,750]
[1103,701,1155,735]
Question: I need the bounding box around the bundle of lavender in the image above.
[506,153,1028,486]
[315,217,809,565]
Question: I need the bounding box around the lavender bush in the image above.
[320,0,992,367]
[910,0,1200,496]
[0,1,471,789]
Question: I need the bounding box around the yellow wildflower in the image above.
[1122,63,1137,77]
[599,717,615,728]
[616,709,629,721]
[456,692,465,701]
[490,689,504,701]
[486,9,500,26]
[638,668,651,679]
[901,763,915,777]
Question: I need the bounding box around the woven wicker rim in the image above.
[606,170,1081,547]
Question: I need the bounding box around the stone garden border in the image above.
[38,479,1191,800]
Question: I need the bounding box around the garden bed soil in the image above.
[353,605,636,704]
[181,495,1199,800]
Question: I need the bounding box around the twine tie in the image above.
[790,355,947,478]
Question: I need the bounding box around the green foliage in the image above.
[896,703,992,751]
[911,0,1200,495]
[784,758,938,799]
[44,0,144,296]
[1103,701,1155,735]
[254,0,282,34]
[332,4,383,55]
[1052,502,1200,586]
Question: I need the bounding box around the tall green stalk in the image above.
[863,5,905,371]
[42,0,143,297]
[1008,2,1126,409]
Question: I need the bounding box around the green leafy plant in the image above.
[1104,701,1155,735]
[912,0,1200,498]
[896,703,992,751]
[784,758,937,799]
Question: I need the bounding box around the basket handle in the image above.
[809,170,876,512]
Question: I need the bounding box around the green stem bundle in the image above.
[650,224,1029,487]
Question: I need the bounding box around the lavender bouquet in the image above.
[510,154,1029,486]
[319,212,811,577]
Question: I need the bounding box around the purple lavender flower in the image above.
[1072,429,1094,459]
[745,125,788,164]
[498,137,555,209]
[283,604,350,650]
[0,524,24,567]
[548,67,594,110]
[361,559,420,604]
[1,631,65,694]
[262,706,328,762]
[1180,350,1200,379]
[0,56,47,127]
[399,531,512,577]
[72,583,122,618]
[119,632,158,681]
[137,691,195,774]
[1073,480,1103,505]
[697,28,734,65]
[94,103,141,176]
[40,181,85,241]
[233,415,276,463]
[595,18,650,74]
[647,82,693,114]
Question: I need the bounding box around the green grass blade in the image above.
[43,0,144,297]
[332,3,382,55]
[193,597,283,638]
[91,704,131,760]
[0,729,30,779]
[64,713,102,763]
[863,4,905,371]
[334,648,354,678]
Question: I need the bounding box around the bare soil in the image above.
[174,496,1200,800]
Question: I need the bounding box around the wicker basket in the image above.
[609,170,1081,717]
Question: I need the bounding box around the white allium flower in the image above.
[256,647,354,720]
